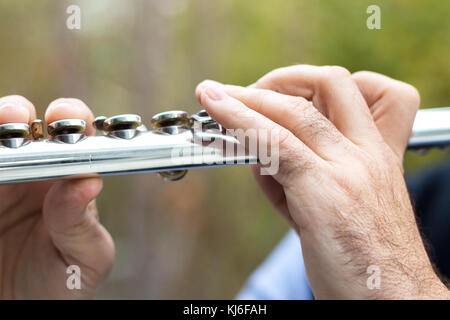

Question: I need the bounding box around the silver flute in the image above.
[0,108,449,184]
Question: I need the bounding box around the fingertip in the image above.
[195,80,224,102]
[199,86,231,118]
[49,177,103,209]
[68,177,103,204]
[45,98,96,135]
[195,83,204,102]
[0,104,30,124]
[0,95,36,124]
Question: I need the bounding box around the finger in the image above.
[43,177,115,277]
[45,98,96,136]
[44,99,113,276]
[0,95,36,124]
[200,81,326,185]
[352,71,420,159]
[198,81,351,161]
[197,83,325,184]
[253,65,381,146]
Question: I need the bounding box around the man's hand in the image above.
[196,65,450,299]
[0,96,114,299]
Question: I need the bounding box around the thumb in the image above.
[43,177,115,281]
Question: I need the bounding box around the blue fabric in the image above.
[236,230,313,300]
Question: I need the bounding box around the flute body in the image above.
[0,108,448,184]
[409,107,450,149]
[0,110,257,184]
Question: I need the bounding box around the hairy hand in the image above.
[196,65,449,299]
[0,96,114,299]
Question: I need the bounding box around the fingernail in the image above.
[205,86,227,101]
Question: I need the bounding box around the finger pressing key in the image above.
[45,98,96,136]
[0,95,36,124]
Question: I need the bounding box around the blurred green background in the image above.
[0,0,449,298]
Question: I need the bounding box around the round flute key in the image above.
[0,123,30,148]
[103,114,142,131]
[0,123,30,139]
[93,116,108,131]
[159,170,188,182]
[151,110,190,129]
[47,119,86,136]
[191,109,222,132]
[152,110,190,181]
[191,109,213,123]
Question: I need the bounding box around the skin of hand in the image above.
[196,65,450,299]
[0,96,114,299]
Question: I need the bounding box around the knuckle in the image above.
[256,69,285,90]
[270,125,305,161]
[317,66,352,89]
[387,82,421,114]
[400,83,421,108]
[288,96,310,113]
[278,132,297,154]
[253,89,272,112]
[351,70,373,80]
[229,106,254,122]
[324,65,352,80]
[290,105,338,144]
[265,66,289,79]
[257,65,299,87]
[270,125,293,150]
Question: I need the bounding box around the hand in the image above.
[196,65,449,299]
[243,68,420,223]
[0,96,114,299]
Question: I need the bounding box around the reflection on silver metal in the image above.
[152,110,191,181]
[408,107,450,150]
[1,107,449,184]
[159,170,188,182]
[48,119,86,135]
[152,110,190,129]
[48,119,86,144]
[0,109,257,184]
[93,116,108,131]
[0,123,30,148]
[104,114,142,131]
[0,123,30,136]
[192,109,222,132]
[95,114,142,139]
